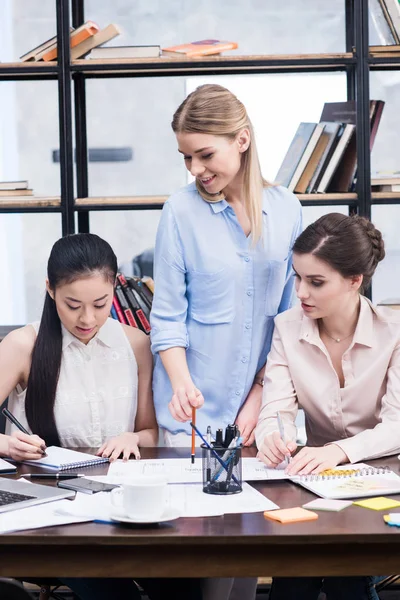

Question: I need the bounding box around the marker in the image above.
[277,411,290,466]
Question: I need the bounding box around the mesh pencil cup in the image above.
[201,443,243,495]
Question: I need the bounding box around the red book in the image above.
[112,296,126,325]
[115,284,138,328]
[117,273,151,334]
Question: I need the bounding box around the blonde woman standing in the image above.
[150,84,302,600]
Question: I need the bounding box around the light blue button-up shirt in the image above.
[150,182,302,436]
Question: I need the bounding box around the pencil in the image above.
[191,407,196,464]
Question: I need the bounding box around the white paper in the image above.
[57,483,279,520]
[106,456,288,484]
[0,500,91,534]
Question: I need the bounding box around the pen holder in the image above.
[201,443,242,495]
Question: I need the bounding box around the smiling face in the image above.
[47,272,114,344]
[293,252,362,320]
[176,131,249,196]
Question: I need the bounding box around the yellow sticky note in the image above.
[264,507,318,523]
[353,496,400,511]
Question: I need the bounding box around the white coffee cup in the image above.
[111,475,169,520]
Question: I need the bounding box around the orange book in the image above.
[162,39,238,58]
[38,21,100,62]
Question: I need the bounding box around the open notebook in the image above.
[20,447,109,471]
[292,464,400,500]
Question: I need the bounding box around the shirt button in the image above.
[244,256,250,262]
[235,391,241,396]
[245,323,251,330]
[247,290,252,296]
[241,357,248,363]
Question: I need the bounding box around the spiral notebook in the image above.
[21,446,109,470]
[292,464,400,500]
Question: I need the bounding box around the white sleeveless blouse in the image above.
[7,318,138,448]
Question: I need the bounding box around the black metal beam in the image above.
[354,0,371,220]
[345,0,356,100]
[56,0,75,235]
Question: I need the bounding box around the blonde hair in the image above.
[171,84,271,243]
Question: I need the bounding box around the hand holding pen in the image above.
[168,381,204,423]
[257,412,297,469]
[2,408,47,461]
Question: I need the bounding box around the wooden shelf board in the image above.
[0,197,60,209]
[75,196,167,207]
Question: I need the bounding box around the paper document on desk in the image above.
[0,500,91,533]
[107,457,288,483]
[58,483,279,519]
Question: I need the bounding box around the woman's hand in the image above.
[257,431,297,467]
[168,382,204,422]
[285,444,348,476]
[96,432,141,462]
[7,431,47,461]
[235,384,263,446]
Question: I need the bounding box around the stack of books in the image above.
[20,21,121,62]
[0,181,33,200]
[371,171,400,191]
[370,0,400,51]
[112,273,153,334]
[274,100,385,194]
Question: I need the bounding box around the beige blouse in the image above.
[7,318,138,448]
[256,296,400,463]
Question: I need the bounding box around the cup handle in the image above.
[110,487,123,510]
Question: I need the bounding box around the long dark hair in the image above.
[25,233,118,446]
[293,213,385,292]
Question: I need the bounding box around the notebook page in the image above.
[21,446,109,469]
[0,457,16,473]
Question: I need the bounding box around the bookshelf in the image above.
[0,0,399,279]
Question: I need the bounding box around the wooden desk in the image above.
[1,448,400,578]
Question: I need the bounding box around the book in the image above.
[115,281,138,328]
[319,100,384,192]
[20,29,73,62]
[71,24,121,60]
[293,464,400,500]
[316,124,355,193]
[126,277,152,312]
[378,0,400,44]
[112,295,126,324]
[371,174,400,186]
[287,123,325,192]
[383,0,400,41]
[37,21,100,62]
[306,122,342,193]
[274,123,318,188]
[294,125,330,193]
[18,446,109,470]
[161,39,238,58]
[89,45,160,59]
[369,0,397,46]
[0,189,33,197]
[0,181,29,191]
[117,274,150,333]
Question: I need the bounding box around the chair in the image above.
[0,579,34,600]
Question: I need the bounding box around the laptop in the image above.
[0,476,75,513]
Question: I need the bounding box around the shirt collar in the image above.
[298,295,375,348]
[208,189,269,215]
[61,317,115,350]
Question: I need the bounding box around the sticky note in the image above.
[302,498,353,512]
[264,507,318,523]
[353,497,400,511]
[385,513,400,524]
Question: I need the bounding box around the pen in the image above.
[23,473,85,480]
[191,407,196,464]
[189,422,241,488]
[276,411,290,466]
[206,425,212,482]
[212,436,243,482]
[2,408,47,456]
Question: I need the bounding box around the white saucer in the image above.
[110,507,181,524]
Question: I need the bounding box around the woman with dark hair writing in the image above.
[256,213,396,600]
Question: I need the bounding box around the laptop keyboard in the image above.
[0,490,36,506]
